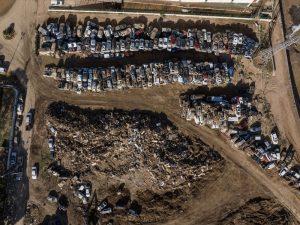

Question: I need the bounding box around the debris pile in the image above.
[37,20,257,58]
[24,203,42,225]
[46,102,224,193]
[43,102,225,223]
[180,93,300,190]
[44,60,233,93]
[219,197,292,225]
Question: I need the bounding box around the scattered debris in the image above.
[219,197,292,225]
[43,101,224,224]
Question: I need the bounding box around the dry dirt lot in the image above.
[262,1,300,164]
[0,0,15,16]
[282,0,300,113]
[0,0,300,224]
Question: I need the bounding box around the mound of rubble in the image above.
[46,102,223,191]
[219,197,293,225]
[45,102,224,223]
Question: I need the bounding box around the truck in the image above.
[32,166,38,180]
[25,110,34,130]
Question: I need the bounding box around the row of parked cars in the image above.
[181,94,281,168]
[38,21,258,58]
[180,94,300,189]
[9,95,24,181]
[44,60,233,94]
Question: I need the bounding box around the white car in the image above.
[90,39,96,52]
[271,132,279,145]
[85,188,91,198]
[48,138,54,150]
[32,166,37,180]
[162,37,168,49]
[139,39,144,50]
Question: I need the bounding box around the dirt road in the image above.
[281,0,300,114]
[14,81,36,225]
[263,2,300,161]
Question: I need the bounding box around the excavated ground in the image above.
[45,101,225,224]
[219,197,293,225]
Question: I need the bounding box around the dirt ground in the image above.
[26,82,299,225]
[262,1,300,164]
[0,0,299,224]
[64,0,257,16]
[282,0,300,115]
[0,0,15,16]
[219,197,292,225]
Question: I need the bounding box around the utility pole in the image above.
[258,34,300,62]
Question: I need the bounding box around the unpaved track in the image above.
[264,2,300,161]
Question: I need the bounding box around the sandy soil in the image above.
[0,0,15,16]
[0,0,37,79]
[281,0,300,118]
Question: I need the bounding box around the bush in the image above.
[2,23,15,40]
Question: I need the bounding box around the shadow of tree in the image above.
[59,51,233,69]
[181,80,255,100]
[40,207,68,225]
